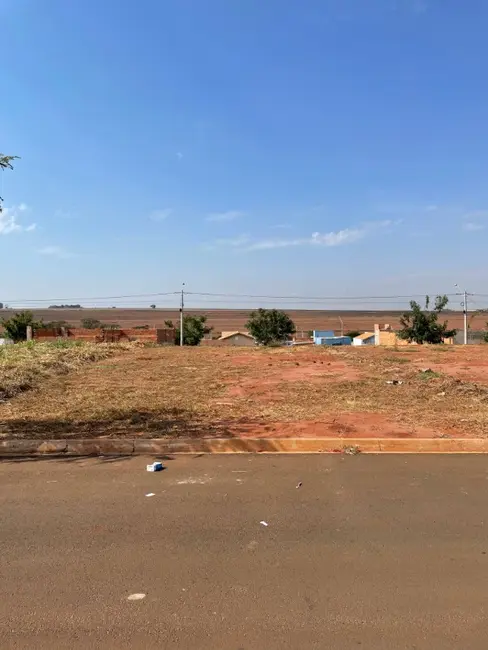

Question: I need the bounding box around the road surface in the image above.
[1,454,487,649]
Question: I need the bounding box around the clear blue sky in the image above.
[1,0,488,310]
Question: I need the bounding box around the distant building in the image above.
[352,332,375,346]
[218,331,256,347]
[313,330,334,345]
[374,324,454,346]
[316,335,352,346]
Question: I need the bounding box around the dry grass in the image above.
[0,340,132,401]
[1,343,488,440]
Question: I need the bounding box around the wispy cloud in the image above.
[38,245,74,259]
[206,210,244,223]
[462,210,488,232]
[207,220,393,253]
[463,222,485,232]
[176,152,183,160]
[0,204,36,235]
[149,208,172,222]
[247,227,365,251]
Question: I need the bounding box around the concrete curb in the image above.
[1,437,488,456]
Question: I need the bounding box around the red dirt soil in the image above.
[229,414,441,440]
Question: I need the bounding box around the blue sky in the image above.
[1,0,488,310]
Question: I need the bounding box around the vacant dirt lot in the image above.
[1,307,482,334]
[1,344,488,440]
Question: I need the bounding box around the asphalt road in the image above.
[1,454,488,649]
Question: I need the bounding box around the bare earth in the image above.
[1,307,481,333]
[1,344,488,440]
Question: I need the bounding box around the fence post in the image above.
[26,325,33,341]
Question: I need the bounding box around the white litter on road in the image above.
[260,521,269,527]
[147,462,164,472]
[127,593,146,601]
[145,493,155,497]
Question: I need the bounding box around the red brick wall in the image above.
[34,328,175,344]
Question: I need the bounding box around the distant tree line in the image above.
[49,304,82,309]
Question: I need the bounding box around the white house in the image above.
[352,332,375,346]
[218,331,256,347]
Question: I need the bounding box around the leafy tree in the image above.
[165,315,212,346]
[150,304,156,309]
[484,323,488,344]
[246,308,296,346]
[398,295,457,344]
[0,154,19,212]
[81,318,102,329]
[0,311,42,342]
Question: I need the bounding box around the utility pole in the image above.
[338,315,344,337]
[463,289,468,346]
[179,283,185,347]
[455,284,469,345]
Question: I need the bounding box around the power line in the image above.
[2,291,179,304]
[185,291,459,300]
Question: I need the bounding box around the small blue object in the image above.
[147,462,164,472]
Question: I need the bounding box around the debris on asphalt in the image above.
[145,493,155,497]
[296,482,302,489]
[146,462,164,472]
[342,445,361,455]
[127,593,146,601]
[260,521,269,527]
[386,380,404,385]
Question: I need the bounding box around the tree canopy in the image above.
[0,311,42,342]
[0,154,19,212]
[246,308,296,346]
[398,295,457,344]
[165,315,211,345]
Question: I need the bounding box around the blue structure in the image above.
[313,330,334,345]
[317,335,352,346]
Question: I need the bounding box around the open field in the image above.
[1,307,484,334]
[1,343,488,440]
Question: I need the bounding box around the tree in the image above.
[246,308,296,346]
[81,318,102,329]
[48,304,81,309]
[150,304,156,309]
[484,323,488,344]
[0,154,19,212]
[0,311,42,342]
[165,315,212,346]
[398,295,457,344]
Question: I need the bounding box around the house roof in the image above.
[219,331,254,341]
[354,331,375,340]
